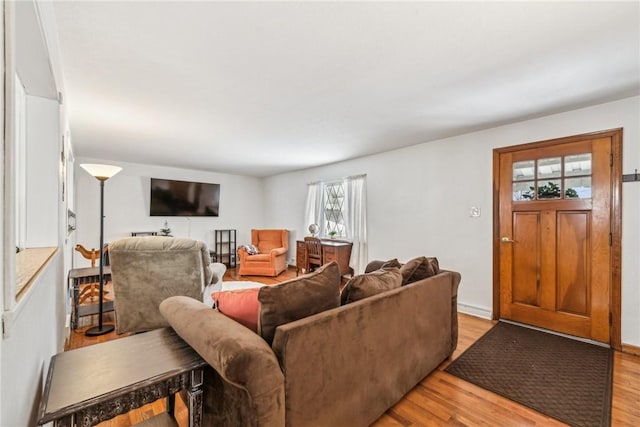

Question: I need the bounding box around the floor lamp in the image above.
[80,163,122,336]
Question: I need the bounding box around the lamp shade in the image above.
[80,163,122,181]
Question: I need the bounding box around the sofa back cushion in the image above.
[109,236,212,334]
[258,261,341,344]
[340,267,402,304]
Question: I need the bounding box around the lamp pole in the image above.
[85,178,113,335]
[81,163,122,336]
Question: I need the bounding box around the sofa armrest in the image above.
[437,269,461,355]
[159,296,284,426]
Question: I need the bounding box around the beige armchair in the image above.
[109,236,216,334]
[237,229,289,277]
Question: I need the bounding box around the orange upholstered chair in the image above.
[237,229,289,277]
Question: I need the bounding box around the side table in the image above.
[37,328,207,427]
[68,266,113,329]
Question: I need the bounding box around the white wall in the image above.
[25,94,59,247]
[73,158,266,267]
[263,96,640,347]
[0,0,6,418]
[1,252,65,426]
[0,87,65,427]
[1,1,71,425]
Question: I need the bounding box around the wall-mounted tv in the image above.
[150,178,220,217]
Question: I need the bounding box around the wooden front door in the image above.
[494,130,621,345]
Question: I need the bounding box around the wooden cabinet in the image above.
[322,241,354,277]
[296,240,353,277]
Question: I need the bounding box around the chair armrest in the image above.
[160,296,285,425]
[237,247,248,263]
[208,262,227,285]
[270,247,287,257]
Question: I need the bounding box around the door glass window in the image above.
[513,181,536,201]
[537,180,562,199]
[512,153,592,201]
[565,177,592,199]
[565,154,592,176]
[513,160,535,181]
[537,157,562,179]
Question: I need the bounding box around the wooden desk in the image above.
[296,240,353,277]
[37,328,207,427]
[68,266,113,330]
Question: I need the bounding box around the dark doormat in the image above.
[445,321,612,427]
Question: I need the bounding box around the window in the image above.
[304,175,368,274]
[324,182,346,237]
[512,153,592,201]
[306,180,347,238]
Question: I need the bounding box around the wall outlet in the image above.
[289,258,296,265]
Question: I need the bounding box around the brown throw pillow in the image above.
[400,256,440,285]
[364,258,402,273]
[340,267,402,305]
[381,258,402,269]
[258,261,341,344]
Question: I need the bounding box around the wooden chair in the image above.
[304,237,323,272]
[74,244,110,303]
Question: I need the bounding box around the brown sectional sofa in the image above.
[160,260,461,427]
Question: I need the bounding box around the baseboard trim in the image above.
[457,303,492,320]
[622,344,640,356]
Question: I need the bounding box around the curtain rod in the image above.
[307,173,366,186]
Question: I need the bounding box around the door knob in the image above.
[501,237,515,243]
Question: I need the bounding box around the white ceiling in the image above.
[52,1,640,177]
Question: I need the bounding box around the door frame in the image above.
[492,129,622,350]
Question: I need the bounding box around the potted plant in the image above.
[328,231,338,239]
[160,220,172,237]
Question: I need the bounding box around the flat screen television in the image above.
[150,178,220,217]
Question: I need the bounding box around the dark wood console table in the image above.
[296,239,353,277]
[37,328,206,427]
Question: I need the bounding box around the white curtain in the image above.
[343,175,367,274]
[304,182,323,234]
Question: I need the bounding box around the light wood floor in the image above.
[66,267,640,426]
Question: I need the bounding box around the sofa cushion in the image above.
[257,261,341,344]
[340,267,402,304]
[400,256,440,285]
[244,253,271,262]
[212,288,261,332]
